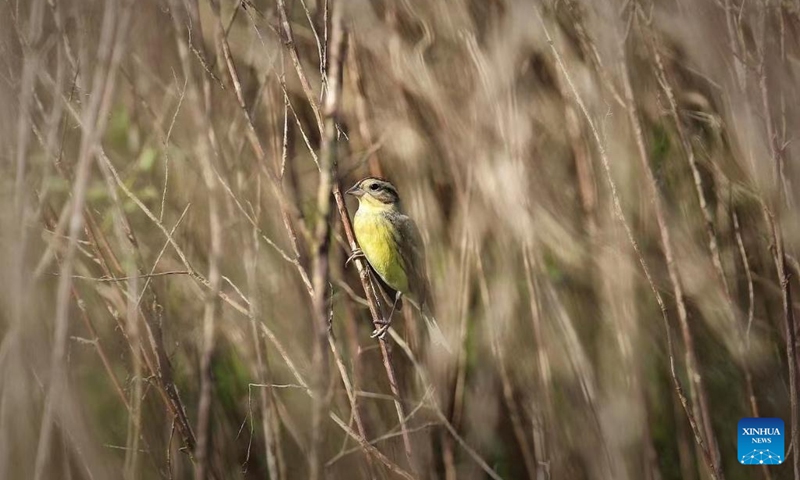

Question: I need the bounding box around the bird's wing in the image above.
[371,266,403,311]
[393,214,433,308]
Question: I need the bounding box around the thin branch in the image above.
[490,311,536,480]
[257,323,416,480]
[328,336,374,474]
[307,2,345,477]
[537,9,722,479]
[34,2,133,477]
[326,422,437,467]
[276,0,324,133]
[244,190,283,480]
[330,93,415,475]
[763,204,798,478]
[318,14,416,475]
[388,329,503,480]
[621,46,723,480]
[64,270,191,282]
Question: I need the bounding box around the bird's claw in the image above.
[371,319,391,339]
[345,248,365,268]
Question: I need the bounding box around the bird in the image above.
[346,177,448,349]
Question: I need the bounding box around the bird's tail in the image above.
[421,308,451,354]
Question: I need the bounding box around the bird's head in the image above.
[346,177,400,207]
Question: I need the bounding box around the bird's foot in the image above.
[371,292,402,339]
[371,319,391,339]
[345,248,365,268]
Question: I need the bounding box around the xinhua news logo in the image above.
[738,418,784,465]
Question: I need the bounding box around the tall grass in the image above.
[1,0,799,478]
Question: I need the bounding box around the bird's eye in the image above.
[369,184,380,191]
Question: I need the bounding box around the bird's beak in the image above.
[346,184,364,197]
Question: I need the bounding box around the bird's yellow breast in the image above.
[353,205,409,294]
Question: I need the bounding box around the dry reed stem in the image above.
[244,182,283,480]
[647,27,731,301]
[10,0,44,383]
[277,0,324,133]
[763,204,798,479]
[279,82,321,170]
[214,158,313,293]
[442,215,475,480]
[346,40,383,178]
[232,178,372,475]
[330,151,417,472]
[32,15,205,461]
[210,4,296,478]
[331,155,415,470]
[94,141,145,480]
[335,287,374,456]
[213,4,315,286]
[388,329,503,480]
[755,7,799,476]
[184,11,394,477]
[215,3,380,475]
[7,2,420,477]
[307,2,345,477]
[450,225,473,431]
[63,184,197,459]
[33,2,132,477]
[522,246,551,479]
[327,335,374,475]
[327,422,437,466]
[256,322,415,479]
[619,53,723,480]
[272,4,417,470]
[733,211,772,480]
[646,18,746,469]
[538,9,721,479]
[8,1,800,478]
[162,2,225,478]
[40,205,134,416]
[628,11,724,474]
[490,313,537,480]
[473,247,543,478]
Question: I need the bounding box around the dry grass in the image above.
[2,0,800,478]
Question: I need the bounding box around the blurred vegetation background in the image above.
[1,0,799,478]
